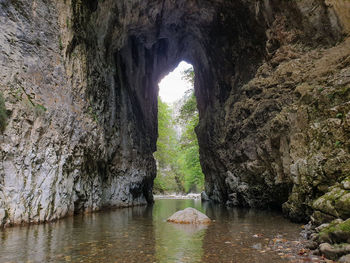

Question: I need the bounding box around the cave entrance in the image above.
[153,61,204,195]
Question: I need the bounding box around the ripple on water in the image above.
[0,199,328,263]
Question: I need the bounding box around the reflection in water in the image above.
[0,206,156,263]
[170,223,208,235]
[201,202,299,262]
[153,199,205,263]
[0,199,302,263]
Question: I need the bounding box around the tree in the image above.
[153,67,204,194]
[154,97,184,193]
[177,68,204,193]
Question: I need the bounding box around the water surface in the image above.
[0,199,307,263]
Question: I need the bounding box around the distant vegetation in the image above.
[0,92,7,133]
[154,68,204,194]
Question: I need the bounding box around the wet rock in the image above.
[315,223,331,233]
[301,222,316,239]
[317,219,350,244]
[313,187,350,223]
[319,243,350,260]
[339,254,350,263]
[305,241,319,250]
[201,191,210,202]
[167,207,211,224]
[342,179,350,190]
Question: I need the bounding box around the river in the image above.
[0,199,318,263]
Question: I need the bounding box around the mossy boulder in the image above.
[318,219,350,244]
[319,242,350,260]
[342,178,350,190]
[312,182,350,224]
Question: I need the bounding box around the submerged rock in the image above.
[170,222,208,235]
[167,208,211,224]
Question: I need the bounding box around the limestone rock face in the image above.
[0,0,157,226]
[167,207,211,224]
[0,0,350,227]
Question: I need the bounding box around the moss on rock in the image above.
[318,219,350,244]
[0,92,7,133]
[312,181,350,223]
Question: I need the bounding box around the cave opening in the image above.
[80,0,297,211]
[154,61,204,195]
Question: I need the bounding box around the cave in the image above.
[83,0,271,206]
[1,0,350,231]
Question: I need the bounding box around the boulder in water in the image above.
[167,207,211,224]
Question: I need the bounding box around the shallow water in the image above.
[0,199,307,263]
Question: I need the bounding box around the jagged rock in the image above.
[201,191,210,202]
[167,208,211,225]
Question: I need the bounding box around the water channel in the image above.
[0,199,315,263]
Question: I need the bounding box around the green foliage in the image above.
[335,140,342,147]
[177,91,204,193]
[154,67,204,194]
[0,92,7,133]
[177,68,204,192]
[319,219,350,236]
[154,98,183,193]
[181,68,195,85]
[153,171,180,194]
[155,98,178,169]
[178,92,197,122]
[336,113,343,119]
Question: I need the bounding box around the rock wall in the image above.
[0,0,349,227]
[195,1,350,224]
[0,0,157,226]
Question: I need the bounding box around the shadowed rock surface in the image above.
[167,207,211,224]
[0,0,349,240]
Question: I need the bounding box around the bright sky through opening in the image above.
[158,61,193,104]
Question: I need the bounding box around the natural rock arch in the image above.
[0,0,349,227]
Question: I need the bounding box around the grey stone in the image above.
[339,254,350,263]
[319,243,350,261]
[201,191,210,202]
[167,207,211,224]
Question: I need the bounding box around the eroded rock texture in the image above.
[0,0,349,227]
